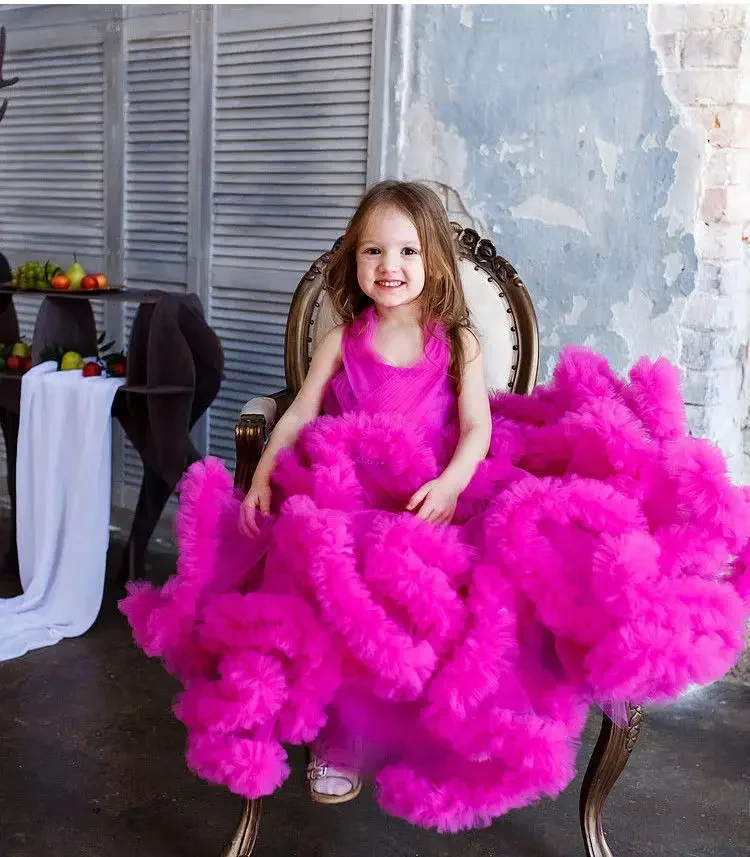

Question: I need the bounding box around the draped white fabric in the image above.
[0,362,125,661]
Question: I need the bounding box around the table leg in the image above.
[0,407,19,579]
[118,464,177,584]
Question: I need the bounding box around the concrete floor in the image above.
[0,521,748,857]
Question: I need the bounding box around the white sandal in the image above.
[307,755,362,805]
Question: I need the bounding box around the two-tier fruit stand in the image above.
[0,282,223,584]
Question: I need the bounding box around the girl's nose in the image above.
[378,250,400,272]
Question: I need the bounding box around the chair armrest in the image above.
[240,396,278,427]
[234,388,295,493]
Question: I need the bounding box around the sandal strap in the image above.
[307,759,329,782]
[306,756,357,788]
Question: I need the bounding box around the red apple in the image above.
[94,273,108,289]
[82,362,102,378]
[23,356,32,372]
[111,359,126,377]
[6,355,21,372]
[51,274,70,290]
[81,275,98,290]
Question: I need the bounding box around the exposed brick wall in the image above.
[650,4,750,482]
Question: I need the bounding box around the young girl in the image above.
[122,181,750,832]
[239,181,490,799]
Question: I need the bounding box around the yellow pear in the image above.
[60,351,83,371]
[66,257,85,290]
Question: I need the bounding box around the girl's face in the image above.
[355,206,426,312]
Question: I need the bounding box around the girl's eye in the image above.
[402,247,419,256]
[363,247,380,255]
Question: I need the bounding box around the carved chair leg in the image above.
[580,704,643,857]
[222,799,262,857]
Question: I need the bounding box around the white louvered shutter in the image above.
[208,4,373,467]
[0,25,107,495]
[121,22,191,493]
[0,35,106,338]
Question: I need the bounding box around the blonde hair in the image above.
[326,180,473,386]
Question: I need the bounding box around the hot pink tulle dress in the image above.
[121,305,750,832]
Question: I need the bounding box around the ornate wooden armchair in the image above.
[229,225,643,857]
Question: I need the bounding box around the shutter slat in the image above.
[0,141,104,153]
[213,237,336,257]
[6,94,104,110]
[0,218,104,236]
[215,224,343,243]
[126,122,188,133]
[218,91,370,111]
[219,128,367,145]
[216,204,350,221]
[219,75,370,96]
[219,19,371,48]
[215,189,361,204]
[5,43,102,64]
[215,150,365,164]
[215,213,345,230]
[0,130,103,142]
[128,49,191,64]
[0,114,103,127]
[220,59,370,83]
[9,86,103,101]
[0,155,105,168]
[127,198,189,210]
[218,38,371,65]
[218,116,368,132]
[0,199,106,213]
[0,166,103,178]
[215,103,369,121]
[214,172,364,185]
[127,143,190,155]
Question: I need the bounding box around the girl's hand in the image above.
[406,477,461,525]
[239,474,272,538]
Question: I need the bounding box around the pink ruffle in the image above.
[120,346,750,832]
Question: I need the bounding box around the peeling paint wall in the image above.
[400,3,696,383]
[395,3,750,482]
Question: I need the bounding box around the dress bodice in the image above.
[323,306,459,462]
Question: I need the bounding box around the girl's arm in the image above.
[408,332,491,523]
[240,327,344,535]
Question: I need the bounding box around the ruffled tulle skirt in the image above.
[120,347,750,832]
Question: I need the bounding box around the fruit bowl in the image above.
[0,341,32,376]
[3,257,122,293]
[40,334,128,378]
[0,282,123,294]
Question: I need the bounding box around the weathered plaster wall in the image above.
[395,3,750,482]
[401,4,695,374]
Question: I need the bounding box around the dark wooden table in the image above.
[0,285,223,584]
